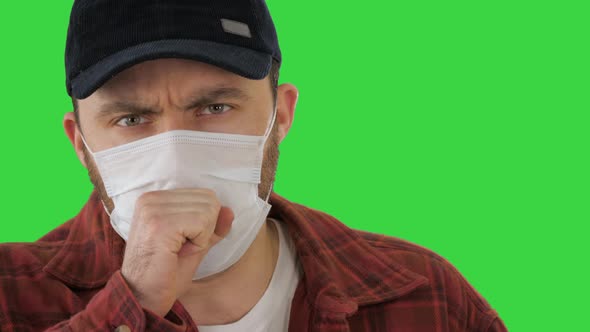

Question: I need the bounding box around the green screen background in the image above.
[0,1,587,331]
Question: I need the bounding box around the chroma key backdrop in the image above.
[0,1,588,331]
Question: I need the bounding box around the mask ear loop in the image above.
[262,106,277,203]
[263,105,278,141]
[79,133,112,215]
[79,133,95,155]
[100,200,112,217]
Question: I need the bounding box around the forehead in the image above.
[91,58,269,102]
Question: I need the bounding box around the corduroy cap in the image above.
[65,0,281,99]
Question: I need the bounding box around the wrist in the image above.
[120,270,169,317]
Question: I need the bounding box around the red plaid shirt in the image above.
[0,191,507,331]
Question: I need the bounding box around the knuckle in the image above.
[208,194,221,209]
[191,220,206,234]
[136,192,157,206]
[206,203,220,217]
[145,213,163,228]
[201,188,216,197]
[136,204,155,220]
[138,211,164,233]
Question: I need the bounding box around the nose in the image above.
[158,109,196,133]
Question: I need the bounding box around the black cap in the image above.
[65,0,281,99]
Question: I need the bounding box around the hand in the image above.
[120,188,234,317]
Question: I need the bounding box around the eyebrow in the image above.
[96,86,250,119]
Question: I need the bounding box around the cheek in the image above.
[234,109,271,136]
[80,145,92,168]
[263,129,280,164]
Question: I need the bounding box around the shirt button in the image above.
[114,325,131,332]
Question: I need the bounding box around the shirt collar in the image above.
[43,191,427,314]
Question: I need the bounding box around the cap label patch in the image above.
[221,19,252,38]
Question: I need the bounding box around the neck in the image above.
[178,218,280,325]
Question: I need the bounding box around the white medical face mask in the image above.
[81,109,276,280]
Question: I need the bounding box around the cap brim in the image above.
[70,39,273,99]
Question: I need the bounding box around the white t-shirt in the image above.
[198,218,302,332]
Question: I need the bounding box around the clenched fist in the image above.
[120,188,234,316]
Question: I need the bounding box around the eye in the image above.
[200,104,233,115]
[115,115,148,127]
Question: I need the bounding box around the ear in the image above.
[275,83,299,144]
[63,112,88,168]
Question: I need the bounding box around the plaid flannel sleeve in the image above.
[45,270,187,332]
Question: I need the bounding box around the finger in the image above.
[210,206,234,244]
[176,207,233,280]
[177,240,204,257]
[138,189,218,206]
[174,212,218,249]
[140,209,215,253]
[176,240,207,282]
[138,202,217,215]
[170,206,233,254]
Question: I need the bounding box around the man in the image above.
[0,0,507,331]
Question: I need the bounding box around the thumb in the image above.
[177,206,234,258]
[175,206,235,280]
[212,206,234,242]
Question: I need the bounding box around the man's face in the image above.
[69,58,291,213]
